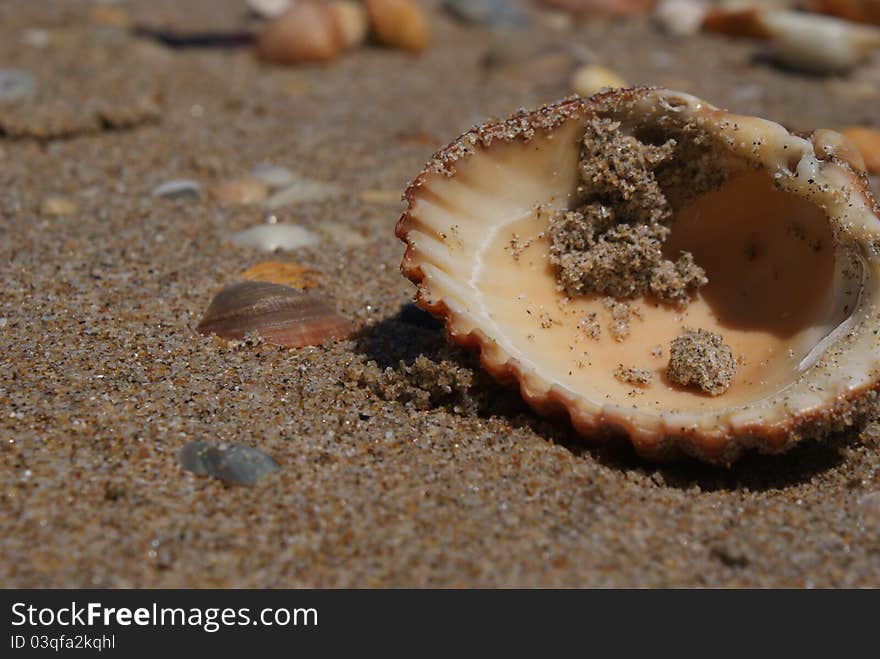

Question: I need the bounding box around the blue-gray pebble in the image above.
[443,0,527,28]
[180,441,279,486]
[0,69,36,103]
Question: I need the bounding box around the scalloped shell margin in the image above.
[396,88,880,464]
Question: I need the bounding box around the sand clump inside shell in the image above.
[667,328,738,396]
[547,116,725,305]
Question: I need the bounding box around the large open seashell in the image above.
[396,88,880,463]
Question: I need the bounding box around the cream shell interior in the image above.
[402,90,880,451]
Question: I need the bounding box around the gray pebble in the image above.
[0,69,36,103]
[443,0,527,28]
[151,179,201,200]
[180,441,279,486]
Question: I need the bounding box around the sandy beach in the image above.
[2,0,880,587]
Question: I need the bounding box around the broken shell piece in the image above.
[197,281,353,347]
[240,260,320,288]
[397,87,880,463]
[703,8,880,74]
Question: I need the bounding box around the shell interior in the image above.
[399,89,880,460]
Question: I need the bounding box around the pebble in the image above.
[151,179,201,200]
[232,223,320,252]
[0,317,7,328]
[571,64,628,96]
[179,441,279,487]
[840,126,880,174]
[333,0,370,49]
[212,177,269,205]
[0,69,36,103]
[40,196,78,216]
[247,0,293,19]
[251,163,297,189]
[240,261,320,288]
[653,0,707,37]
[443,0,528,28]
[365,0,430,53]
[257,2,347,64]
[264,178,342,209]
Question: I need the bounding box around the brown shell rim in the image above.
[395,88,880,464]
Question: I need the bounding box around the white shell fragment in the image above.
[397,87,880,463]
[246,0,293,19]
[264,178,342,209]
[703,7,880,74]
[151,179,201,199]
[232,223,319,252]
[763,10,880,73]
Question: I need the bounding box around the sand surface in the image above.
[2,0,880,587]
